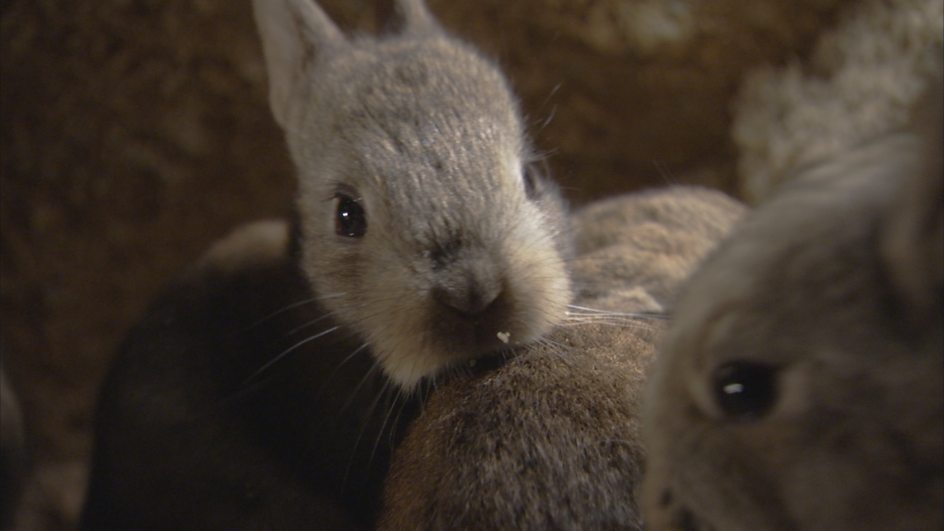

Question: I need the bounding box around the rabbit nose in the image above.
[433,270,502,317]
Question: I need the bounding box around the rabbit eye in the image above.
[711,361,777,420]
[335,194,367,238]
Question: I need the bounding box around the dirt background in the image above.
[1,0,854,527]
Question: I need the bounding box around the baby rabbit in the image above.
[378,187,744,530]
[254,0,571,391]
[643,73,942,530]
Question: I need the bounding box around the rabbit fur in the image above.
[643,72,943,530]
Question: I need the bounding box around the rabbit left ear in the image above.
[252,0,346,128]
[880,71,943,326]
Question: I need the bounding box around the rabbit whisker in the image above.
[243,325,341,385]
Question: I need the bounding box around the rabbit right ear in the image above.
[252,0,344,128]
[380,0,440,34]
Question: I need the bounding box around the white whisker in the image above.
[286,313,334,336]
[248,292,346,328]
[243,325,341,385]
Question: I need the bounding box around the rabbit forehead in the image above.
[660,168,898,429]
[322,37,521,145]
[313,39,525,207]
[349,107,521,204]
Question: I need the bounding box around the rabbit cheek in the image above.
[501,207,572,341]
[359,295,442,390]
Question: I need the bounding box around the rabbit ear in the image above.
[388,0,440,34]
[252,0,344,127]
[880,71,943,325]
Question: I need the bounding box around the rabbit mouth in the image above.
[428,298,520,349]
[370,306,553,391]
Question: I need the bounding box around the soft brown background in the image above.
[0,0,853,527]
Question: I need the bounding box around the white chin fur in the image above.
[378,347,450,391]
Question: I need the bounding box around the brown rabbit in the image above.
[378,187,744,530]
[643,72,943,530]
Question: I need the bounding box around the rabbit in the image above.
[378,187,744,530]
[642,72,942,530]
[252,0,572,391]
[82,0,572,528]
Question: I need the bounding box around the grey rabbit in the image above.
[643,71,942,530]
[82,0,571,528]
[378,187,744,530]
[253,0,572,391]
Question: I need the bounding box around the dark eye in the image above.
[335,194,367,238]
[712,361,777,420]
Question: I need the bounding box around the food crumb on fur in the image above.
[497,331,511,344]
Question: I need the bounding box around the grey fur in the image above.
[253,0,572,389]
[643,73,943,530]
